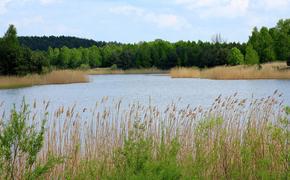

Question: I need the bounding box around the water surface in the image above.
[0,75,289,111]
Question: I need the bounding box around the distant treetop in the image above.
[18,36,121,51]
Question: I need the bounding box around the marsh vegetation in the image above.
[0,92,289,179]
[0,70,88,89]
[170,62,290,79]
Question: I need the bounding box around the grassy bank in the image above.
[170,62,290,79]
[0,92,288,179]
[87,67,168,75]
[0,70,89,89]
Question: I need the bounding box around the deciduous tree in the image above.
[245,44,260,65]
[227,47,244,65]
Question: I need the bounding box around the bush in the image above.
[0,100,61,179]
[41,66,52,74]
[287,56,290,66]
[227,47,244,65]
[110,64,118,70]
[79,64,90,71]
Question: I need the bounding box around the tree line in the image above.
[39,19,290,70]
[47,40,246,70]
[0,19,289,75]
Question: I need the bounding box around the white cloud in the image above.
[110,5,191,30]
[39,0,62,5]
[109,5,144,16]
[175,0,220,9]
[175,0,290,17]
[10,15,44,27]
[175,0,250,18]
[21,0,63,5]
[0,0,61,14]
[202,0,250,18]
[0,0,12,14]
[263,0,290,9]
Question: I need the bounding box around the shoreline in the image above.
[0,68,168,89]
[86,68,168,75]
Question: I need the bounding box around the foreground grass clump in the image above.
[0,92,289,179]
[86,67,168,75]
[0,70,89,89]
[170,62,290,79]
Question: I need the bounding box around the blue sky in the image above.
[0,0,289,43]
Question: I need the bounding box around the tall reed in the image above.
[0,92,289,179]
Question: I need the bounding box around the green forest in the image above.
[0,19,289,75]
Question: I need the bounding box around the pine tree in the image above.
[0,25,21,75]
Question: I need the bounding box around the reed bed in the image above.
[87,67,168,75]
[0,92,289,179]
[170,67,200,78]
[170,62,290,79]
[0,70,89,89]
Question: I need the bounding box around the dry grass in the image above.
[170,62,290,79]
[87,67,168,75]
[0,92,288,179]
[0,70,89,89]
[170,67,200,78]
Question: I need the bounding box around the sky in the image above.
[0,0,289,43]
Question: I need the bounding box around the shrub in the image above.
[41,66,52,74]
[79,64,91,71]
[0,100,61,179]
[110,64,118,70]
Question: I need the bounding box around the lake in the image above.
[1,75,290,112]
